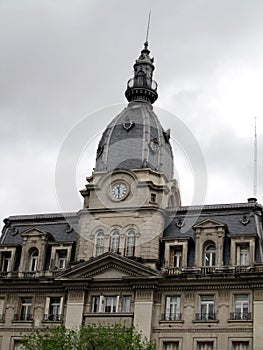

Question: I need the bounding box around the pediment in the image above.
[57,252,161,280]
[193,218,226,229]
[20,227,51,238]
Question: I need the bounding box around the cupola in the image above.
[125,41,158,104]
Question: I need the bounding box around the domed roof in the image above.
[95,42,174,180]
[95,101,174,180]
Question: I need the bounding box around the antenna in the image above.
[253,117,258,198]
[145,10,151,44]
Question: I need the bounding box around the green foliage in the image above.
[20,323,156,350]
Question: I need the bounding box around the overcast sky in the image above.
[1,0,263,227]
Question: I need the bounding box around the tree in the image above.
[20,323,157,350]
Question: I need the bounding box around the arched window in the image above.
[29,249,39,272]
[125,229,135,257]
[110,230,120,253]
[95,230,104,257]
[204,243,216,267]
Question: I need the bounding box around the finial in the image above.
[253,116,258,198]
[145,10,151,47]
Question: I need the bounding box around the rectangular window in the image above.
[20,298,32,321]
[165,296,181,320]
[1,251,12,272]
[55,250,67,269]
[0,298,5,321]
[29,251,38,272]
[122,296,131,313]
[236,244,249,266]
[150,193,156,202]
[91,296,100,313]
[105,296,118,313]
[233,295,249,320]
[204,245,216,267]
[197,342,214,350]
[91,295,120,313]
[169,246,182,268]
[232,341,249,350]
[163,342,179,350]
[95,234,104,257]
[200,295,215,320]
[44,297,63,321]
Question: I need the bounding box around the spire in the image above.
[125,15,158,104]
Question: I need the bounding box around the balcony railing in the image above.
[14,314,33,321]
[195,313,216,321]
[166,264,263,276]
[230,312,252,320]
[43,314,63,321]
[162,313,182,321]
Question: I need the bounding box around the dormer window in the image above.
[1,251,11,272]
[164,240,189,269]
[169,246,182,268]
[55,250,67,269]
[29,249,39,272]
[0,247,17,273]
[230,236,256,267]
[204,244,216,267]
[237,244,249,266]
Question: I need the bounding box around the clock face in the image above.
[111,182,128,200]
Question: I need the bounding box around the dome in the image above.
[95,101,174,180]
[95,42,174,180]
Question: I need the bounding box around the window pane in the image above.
[204,244,216,266]
[234,294,249,319]
[232,341,249,350]
[169,246,183,268]
[197,342,213,350]
[95,231,104,256]
[50,297,61,315]
[200,295,214,320]
[92,296,100,313]
[122,296,131,312]
[20,298,32,320]
[165,296,180,320]
[125,230,135,257]
[105,296,117,313]
[110,231,120,253]
[163,342,179,350]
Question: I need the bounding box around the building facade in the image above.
[0,41,263,350]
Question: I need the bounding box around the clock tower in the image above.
[77,41,181,268]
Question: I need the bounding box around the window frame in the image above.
[19,297,33,321]
[169,246,183,268]
[109,230,120,254]
[165,295,181,321]
[199,295,215,320]
[204,244,216,267]
[163,341,180,350]
[125,229,135,257]
[55,249,68,269]
[29,249,39,272]
[233,294,249,320]
[94,230,104,257]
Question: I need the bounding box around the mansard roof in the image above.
[164,201,262,240]
[0,212,78,245]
